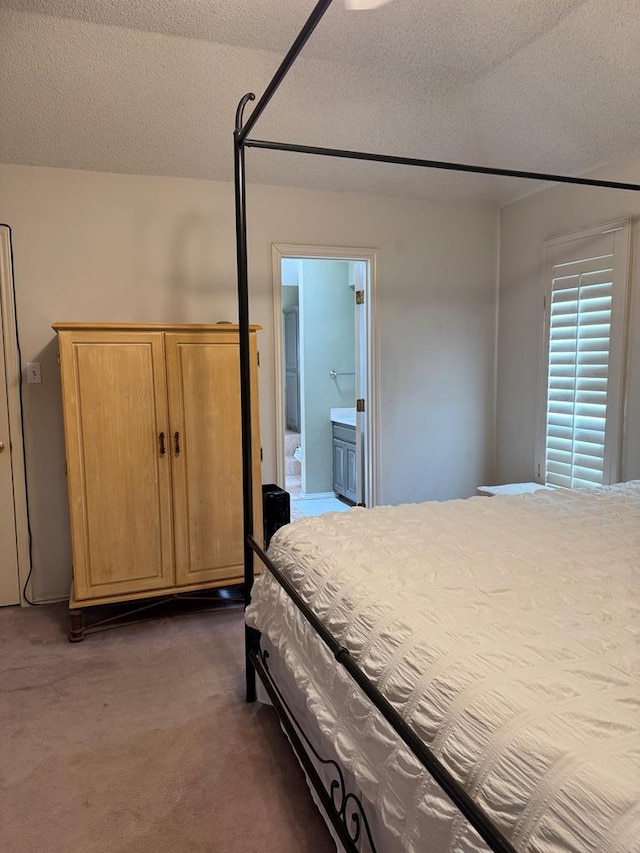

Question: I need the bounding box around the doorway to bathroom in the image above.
[272,244,378,521]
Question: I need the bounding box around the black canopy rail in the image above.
[237,0,334,145]
[233,0,640,845]
[245,137,640,192]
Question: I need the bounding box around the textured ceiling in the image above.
[0,0,591,82]
[1,0,638,202]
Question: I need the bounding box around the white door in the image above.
[0,227,23,606]
[353,260,367,506]
[0,293,20,605]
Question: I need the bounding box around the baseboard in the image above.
[299,491,336,501]
[29,593,68,606]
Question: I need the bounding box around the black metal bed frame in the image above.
[233,2,640,850]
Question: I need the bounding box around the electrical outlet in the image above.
[27,362,42,384]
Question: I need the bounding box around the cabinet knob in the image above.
[174,431,181,456]
[159,432,166,456]
[0,441,5,453]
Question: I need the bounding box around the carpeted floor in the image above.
[0,602,334,852]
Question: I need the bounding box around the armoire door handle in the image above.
[159,432,166,456]
[174,431,181,456]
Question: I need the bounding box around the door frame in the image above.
[271,243,380,508]
[0,226,31,605]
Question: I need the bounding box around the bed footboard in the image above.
[248,626,377,853]
[245,535,516,853]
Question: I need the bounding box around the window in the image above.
[538,221,631,489]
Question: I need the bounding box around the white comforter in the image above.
[246,483,640,852]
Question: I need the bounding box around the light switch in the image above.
[27,362,42,384]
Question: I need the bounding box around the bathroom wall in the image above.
[282,284,299,310]
[300,259,355,496]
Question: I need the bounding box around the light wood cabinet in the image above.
[53,323,262,636]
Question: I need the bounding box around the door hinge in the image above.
[356,399,365,413]
[257,351,260,366]
[260,447,263,462]
[355,290,365,305]
[537,462,541,478]
[543,295,547,310]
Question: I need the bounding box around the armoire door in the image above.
[57,331,174,600]
[165,331,262,587]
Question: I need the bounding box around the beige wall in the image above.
[497,154,640,484]
[0,163,497,601]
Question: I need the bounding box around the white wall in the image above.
[497,154,640,484]
[0,163,497,601]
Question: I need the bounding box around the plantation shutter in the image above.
[539,222,630,490]
[545,253,614,488]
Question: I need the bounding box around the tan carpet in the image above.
[0,602,334,852]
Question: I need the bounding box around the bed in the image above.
[246,483,640,852]
[231,2,640,849]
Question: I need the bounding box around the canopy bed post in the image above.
[234,92,257,703]
[234,0,335,704]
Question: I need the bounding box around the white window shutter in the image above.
[539,221,631,489]
[545,268,613,488]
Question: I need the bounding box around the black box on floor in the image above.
[262,484,290,549]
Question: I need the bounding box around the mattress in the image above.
[246,482,640,853]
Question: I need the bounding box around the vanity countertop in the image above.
[330,407,356,428]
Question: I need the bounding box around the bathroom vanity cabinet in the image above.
[332,422,357,503]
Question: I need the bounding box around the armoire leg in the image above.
[68,609,85,642]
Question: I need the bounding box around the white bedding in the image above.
[246,483,640,853]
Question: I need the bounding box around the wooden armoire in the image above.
[53,323,262,640]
